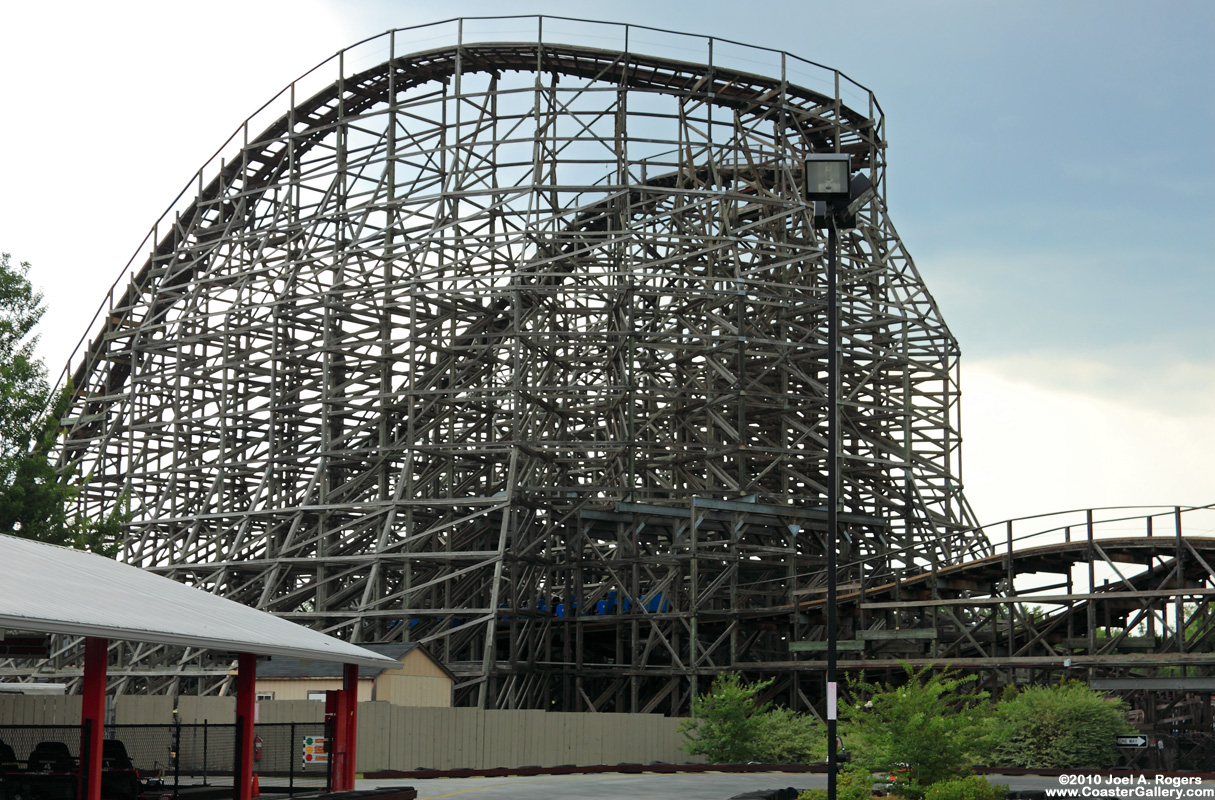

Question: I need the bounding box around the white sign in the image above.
[1116,735,1148,748]
[302,736,329,766]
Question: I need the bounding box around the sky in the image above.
[0,0,1210,532]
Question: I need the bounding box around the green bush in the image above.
[680,673,825,763]
[680,673,772,763]
[755,706,826,763]
[841,665,992,799]
[989,682,1132,769]
[923,775,1008,800]
[797,766,876,800]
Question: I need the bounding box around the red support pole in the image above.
[343,664,359,789]
[81,637,107,800]
[235,653,257,800]
[326,690,348,791]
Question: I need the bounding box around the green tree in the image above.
[0,255,50,459]
[0,253,122,554]
[841,665,992,799]
[989,682,1132,769]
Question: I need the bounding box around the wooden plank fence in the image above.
[0,697,695,770]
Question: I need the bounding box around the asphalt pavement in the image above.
[358,771,813,799]
[356,772,1215,800]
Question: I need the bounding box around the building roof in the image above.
[0,534,399,669]
[258,643,450,680]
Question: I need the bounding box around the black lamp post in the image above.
[804,153,864,800]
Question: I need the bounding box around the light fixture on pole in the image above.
[803,152,869,800]
[805,155,852,205]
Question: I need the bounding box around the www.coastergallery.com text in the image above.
[1048,776,1212,798]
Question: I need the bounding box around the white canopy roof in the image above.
[0,534,399,669]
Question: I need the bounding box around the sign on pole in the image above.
[1116,735,1148,748]
[302,736,329,766]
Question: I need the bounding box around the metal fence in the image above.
[0,721,328,796]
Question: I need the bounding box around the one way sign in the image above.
[1117,735,1148,748]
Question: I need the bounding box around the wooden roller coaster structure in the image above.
[9,19,1211,723]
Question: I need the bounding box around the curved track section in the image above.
[789,505,1215,686]
[46,18,978,711]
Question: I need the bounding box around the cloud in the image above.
[960,360,1215,526]
[918,246,1214,392]
[970,353,1215,418]
[0,0,364,376]
[2,1,1208,546]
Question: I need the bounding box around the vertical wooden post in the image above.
[1176,506,1186,655]
[1006,520,1015,672]
[1086,510,1096,657]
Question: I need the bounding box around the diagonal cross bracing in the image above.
[43,22,980,710]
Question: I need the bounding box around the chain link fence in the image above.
[0,725,82,800]
[0,721,329,797]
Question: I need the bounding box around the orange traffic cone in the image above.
[251,774,260,798]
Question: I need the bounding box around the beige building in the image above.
[255,643,452,707]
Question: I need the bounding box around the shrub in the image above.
[989,682,1132,769]
[841,665,992,799]
[681,673,825,764]
[680,673,772,763]
[923,775,1008,800]
[755,706,826,764]
[797,766,876,800]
